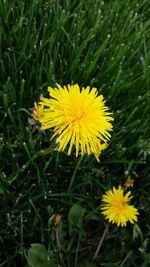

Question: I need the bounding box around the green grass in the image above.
[0,0,150,266]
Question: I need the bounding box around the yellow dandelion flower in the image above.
[100,186,139,227]
[93,142,108,162]
[124,176,134,188]
[34,84,113,161]
[33,102,45,122]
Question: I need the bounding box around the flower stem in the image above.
[92,224,109,261]
[55,226,67,267]
[68,157,83,192]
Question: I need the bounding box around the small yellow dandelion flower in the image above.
[33,102,45,122]
[34,84,113,161]
[124,176,134,188]
[100,186,139,227]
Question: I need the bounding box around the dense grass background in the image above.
[0,0,150,266]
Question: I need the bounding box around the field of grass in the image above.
[0,0,150,266]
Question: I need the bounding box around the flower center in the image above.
[113,199,128,212]
[71,110,85,123]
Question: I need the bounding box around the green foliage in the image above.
[78,261,97,267]
[0,0,150,266]
[27,243,57,267]
[68,203,84,227]
[133,223,143,243]
[100,264,120,267]
[133,224,150,267]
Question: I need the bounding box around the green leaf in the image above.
[133,224,143,243]
[27,243,57,267]
[142,253,150,263]
[68,203,84,226]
